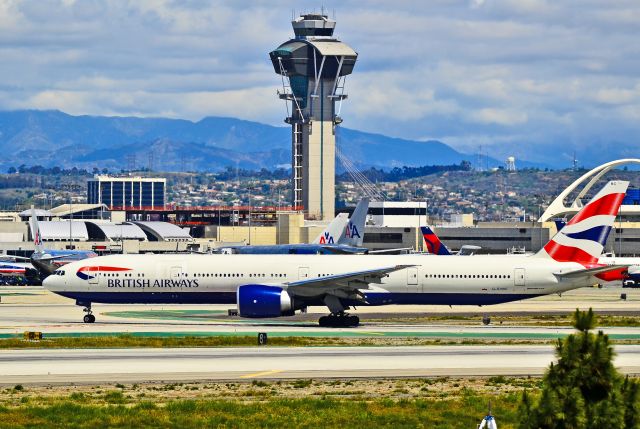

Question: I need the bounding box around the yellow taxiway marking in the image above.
[239,369,284,379]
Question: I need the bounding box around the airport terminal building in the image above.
[87,176,166,210]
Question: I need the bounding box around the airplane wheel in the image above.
[319,316,329,327]
[349,316,360,327]
[83,314,95,323]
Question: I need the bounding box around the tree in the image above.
[519,308,639,428]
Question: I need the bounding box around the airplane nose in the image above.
[42,274,60,291]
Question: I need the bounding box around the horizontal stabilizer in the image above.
[554,264,630,279]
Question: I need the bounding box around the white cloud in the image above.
[469,108,528,126]
[0,0,639,166]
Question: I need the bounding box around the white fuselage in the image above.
[43,253,595,307]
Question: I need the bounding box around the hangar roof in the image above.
[131,221,192,242]
[38,221,89,241]
[85,222,147,241]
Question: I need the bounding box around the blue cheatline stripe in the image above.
[564,225,612,245]
[52,291,544,306]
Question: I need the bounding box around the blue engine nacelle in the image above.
[237,284,293,318]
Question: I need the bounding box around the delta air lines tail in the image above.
[421,226,452,255]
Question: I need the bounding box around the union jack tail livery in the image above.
[537,181,628,265]
[421,226,452,255]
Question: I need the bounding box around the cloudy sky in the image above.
[1,0,639,166]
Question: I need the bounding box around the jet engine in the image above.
[236,284,295,318]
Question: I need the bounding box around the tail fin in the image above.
[29,206,44,254]
[312,213,349,245]
[537,181,628,265]
[421,226,452,255]
[338,198,369,247]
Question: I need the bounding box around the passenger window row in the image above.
[426,274,511,279]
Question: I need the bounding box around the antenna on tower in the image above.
[573,151,578,171]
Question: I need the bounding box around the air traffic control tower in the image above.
[270,13,357,220]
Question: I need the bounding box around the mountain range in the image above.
[0,110,529,173]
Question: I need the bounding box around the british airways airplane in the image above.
[43,181,629,327]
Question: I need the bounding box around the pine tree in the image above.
[519,308,639,428]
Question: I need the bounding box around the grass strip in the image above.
[0,393,521,428]
[365,314,640,327]
[0,334,567,349]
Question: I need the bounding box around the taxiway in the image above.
[1,344,639,385]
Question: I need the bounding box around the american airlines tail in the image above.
[338,198,369,247]
[536,180,628,265]
[420,226,452,255]
[312,213,349,245]
[29,207,44,254]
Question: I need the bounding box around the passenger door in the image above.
[298,267,309,281]
[169,265,183,298]
[407,267,419,293]
[514,268,526,291]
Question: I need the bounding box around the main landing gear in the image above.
[319,313,360,328]
[319,295,360,327]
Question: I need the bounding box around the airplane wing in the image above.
[0,255,31,261]
[367,248,413,254]
[284,264,415,299]
[33,254,76,261]
[553,264,630,279]
[319,245,368,255]
[458,245,482,256]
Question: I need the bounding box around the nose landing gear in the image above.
[82,305,95,323]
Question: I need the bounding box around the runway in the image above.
[1,286,640,340]
[1,344,639,385]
